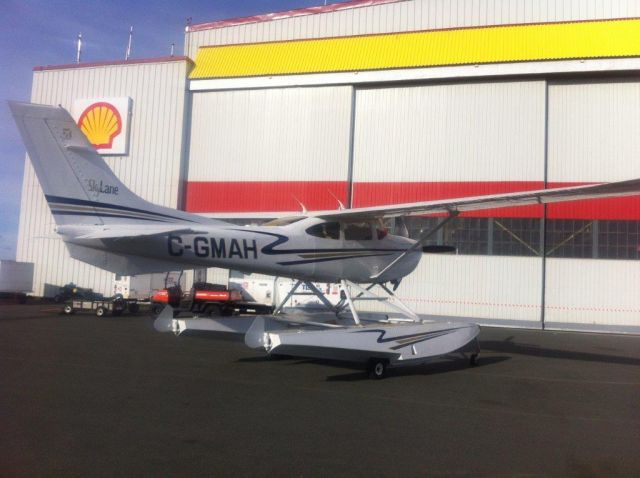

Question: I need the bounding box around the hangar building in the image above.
[18,0,640,333]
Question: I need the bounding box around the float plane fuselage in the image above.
[10,101,640,378]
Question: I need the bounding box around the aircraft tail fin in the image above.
[9,101,202,226]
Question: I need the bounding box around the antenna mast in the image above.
[125,26,133,60]
[76,33,82,64]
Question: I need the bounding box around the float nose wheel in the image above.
[367,359,388,379]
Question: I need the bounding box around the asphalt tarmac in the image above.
[1,303,639,477]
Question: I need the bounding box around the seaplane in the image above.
[10,101,640,378]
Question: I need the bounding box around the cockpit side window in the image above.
[343,222,373,240]
[306,222,340,240]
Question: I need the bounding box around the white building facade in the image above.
[18,0,640,332]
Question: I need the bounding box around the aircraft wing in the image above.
[312,178,640,220]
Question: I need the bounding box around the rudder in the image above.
[10,101,200,226]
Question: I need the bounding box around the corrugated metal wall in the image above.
[545,80,640,329]
[20,0,640,330]
[185,0,640,58]
[352,81,545,184]
[400,256,543,325]
[548,81,640,183]
[352,81,545,325]
[189,87,352,182]
[187,87,353,213]
[18,60,191,297]
[189,77,639,330]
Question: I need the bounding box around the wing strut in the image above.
[273,279,304,315]
[339,280,420,324]
[273,280,339,315]
[272,279,421,325]
[371,211,459,280]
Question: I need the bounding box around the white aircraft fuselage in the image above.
[59,217,420,283]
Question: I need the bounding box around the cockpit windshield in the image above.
[305,219,391,240]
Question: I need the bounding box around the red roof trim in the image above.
[33,55,193,72]
[187,0,404,32]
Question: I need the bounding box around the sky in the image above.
[0,0,347,260]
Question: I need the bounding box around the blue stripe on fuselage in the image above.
[45,195,195,223]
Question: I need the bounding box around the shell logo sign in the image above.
[72,97,131,155]
[78,102,122,149]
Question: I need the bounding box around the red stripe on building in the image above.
[184,181,640,219]
[185,181,348,213]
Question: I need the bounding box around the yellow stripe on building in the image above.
[190,18,640,79]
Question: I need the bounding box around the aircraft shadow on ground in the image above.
[324,355,510,381]
[479,336,640,366]
[236,354,509,381]
[178,330,246,342]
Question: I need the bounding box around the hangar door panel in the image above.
[545,81,640,330]
[188,87,352,213]
[352,81,546,324]
[352,81,545,192]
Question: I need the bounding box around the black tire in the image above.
[469,354,479,366]
[96,306,106,317]
[152,305,162,315]
[63,304,74,315]
[367,359,388,379]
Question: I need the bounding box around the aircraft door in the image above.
[304,221,342,279]
[341,221,381,281]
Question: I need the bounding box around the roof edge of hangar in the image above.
[34,55,193,72]
[186,0,403,32]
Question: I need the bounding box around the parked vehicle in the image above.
[53,283,103,303]
[62,297,127,317]
[151,282,273,316]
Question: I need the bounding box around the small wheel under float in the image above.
[367,358,389,379]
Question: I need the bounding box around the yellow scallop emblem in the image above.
[77,102,122,149]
